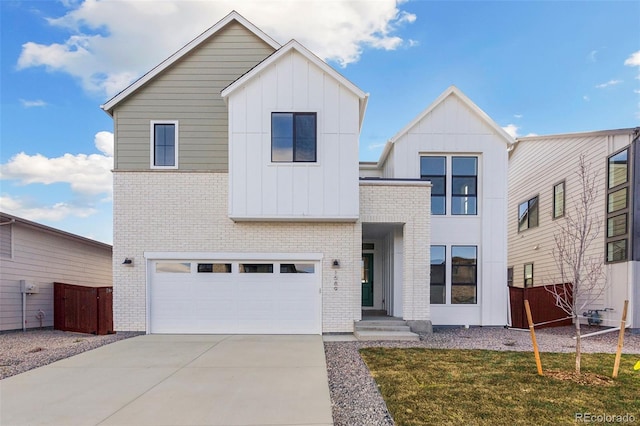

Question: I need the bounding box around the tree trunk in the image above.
[575,318,581,375]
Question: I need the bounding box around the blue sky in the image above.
[1,0,639,244]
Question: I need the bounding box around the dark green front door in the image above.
[361,253,373,307]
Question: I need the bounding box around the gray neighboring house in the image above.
[0,212,112,331]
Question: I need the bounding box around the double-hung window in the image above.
[271,112,317,162]
[151,121,178,168]
[605,148,630,262]
[518,196,538,232]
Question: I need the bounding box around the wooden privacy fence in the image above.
[54,282,114,335]
[509,284,573,329]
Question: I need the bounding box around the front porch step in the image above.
[354,319,420,341]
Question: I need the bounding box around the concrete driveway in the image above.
[1,334,333,426]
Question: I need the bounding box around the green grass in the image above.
[359,348,640,426]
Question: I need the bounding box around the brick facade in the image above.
[113,171,360,332]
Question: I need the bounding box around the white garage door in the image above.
[149,260,321,334]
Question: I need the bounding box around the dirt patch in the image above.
[545,370,614,386]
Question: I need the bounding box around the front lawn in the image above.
[360,348,639,425]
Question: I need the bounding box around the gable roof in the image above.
[101,11,280,115]
[376,85,514,167]
[221,39,369,131]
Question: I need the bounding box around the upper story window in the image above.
[420,156,446,215]
[605,147,630,263]
[0,221,13,259]
[271,112,317,162]
[151,121,178,168]
[451,157,477,215]
[420,155,478,216]
[518,196,538,232]
[553,181,565,219]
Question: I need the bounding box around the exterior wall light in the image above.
[122,258,133,266]
[332,259,340,268]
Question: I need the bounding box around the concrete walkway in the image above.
[1,334,333,426]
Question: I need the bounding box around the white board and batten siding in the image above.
[0,216,112,331]
[226,48,361,221]
[380,88,511,326]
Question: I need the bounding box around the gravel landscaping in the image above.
[2,326,638,426]
[0,329,141,380]
[325,326,640,426]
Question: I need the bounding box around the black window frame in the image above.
[430,245,446,304]
[605,147,630,263]
[518,195,539,232]
[451,245,477,305]
[271,112,317,163]
[451,156,478,215]
[524,263,534,287]
[420,156,447,215]
[552,180,565,219]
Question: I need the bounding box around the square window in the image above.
[151,121,178,168]
[608,188,627,213]
[271,113,317,162]
[607,240,627,263]
[607,214,627,238]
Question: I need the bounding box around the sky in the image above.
[1,0,639,244]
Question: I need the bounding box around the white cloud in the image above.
[19,99,47,108]
[502,124,519,138]
[583,95,590,102]
[17,0,417,98]
[587,50,598,62]
[513,114,523,119]
[0,132,113,196]
[595,79,623,89]
[0,195,97,222]
[624,50,640,67]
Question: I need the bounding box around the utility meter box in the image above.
[20,280,39,294]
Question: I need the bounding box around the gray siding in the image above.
[113,22,276,171]
[0,223,112,331]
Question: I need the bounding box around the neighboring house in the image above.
[0,212,112,332]
[508,128,640,329]
[360,87,512,326]
[102,11,510,334]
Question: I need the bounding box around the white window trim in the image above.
[150,120,179,169]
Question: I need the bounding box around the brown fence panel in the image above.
[509,284,573,329]
[54,282,114,335]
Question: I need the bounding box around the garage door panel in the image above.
[150,259,321,334]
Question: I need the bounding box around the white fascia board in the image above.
[376,141,394,169]
[144,252,324,261]
[221,40,367,101]
[386,85,515,148]
[101,10,280,115]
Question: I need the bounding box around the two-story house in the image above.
[508,128,639,329]
[102,11,510,335]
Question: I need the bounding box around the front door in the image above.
[361,253,374,307]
